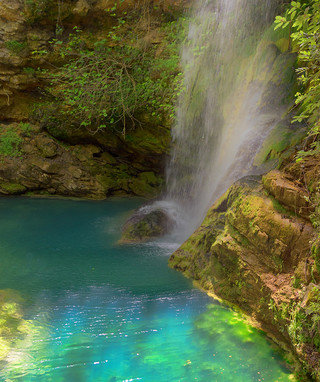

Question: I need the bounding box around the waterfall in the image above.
[164,0,289,239]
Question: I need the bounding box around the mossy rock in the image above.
[120,208,174,244]
[129,178,159,198]
[0,182,27,195]
[96,175,119,192]
[253,120,307,170]
[125,126,170,156]
[138,171,160,185]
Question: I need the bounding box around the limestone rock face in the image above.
[263,170,313,218]
[169,172,319,379]
[0,123,163,199]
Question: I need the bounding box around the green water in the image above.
[0,198,293,381]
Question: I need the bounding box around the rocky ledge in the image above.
[0,123,164,199]
[169,162,320,381]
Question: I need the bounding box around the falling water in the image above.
[165,0,290,238]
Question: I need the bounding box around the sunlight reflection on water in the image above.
[0,198,293,381]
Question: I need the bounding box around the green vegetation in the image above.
[0,127,22,157]
[275,0,320,159]
[24,0,57,24]
[5,40,28,54]
[288,287,320,351]
[23,67,36,76]
[35,10,187,136]
[0,183,26,194]
[19,122,32,137]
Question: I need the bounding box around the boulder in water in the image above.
[119,206,175,244]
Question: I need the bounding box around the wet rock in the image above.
[129,178,158,198]
[120,207,174,243]
[169,172,318,377]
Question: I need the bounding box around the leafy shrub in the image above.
[23,67,36,76]
[275,0,320,159]
[24,0,57,24]
[35,14,187,135]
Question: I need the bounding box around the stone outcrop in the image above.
[0,123,163,198]
[169,166,320,380]
[120,205,175,243]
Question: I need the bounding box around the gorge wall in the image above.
[0,0,189,198]
[169,154,320,380]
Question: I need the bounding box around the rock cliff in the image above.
[0,0,188,198]
[169,157,320,380]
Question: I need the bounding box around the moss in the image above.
[271,255,284,273]
[25,190,51,197]
[288,286,320,361]
[100,151,117,164]
[138,171,160,185]
[126,126,170,155]
[5,40,28,54]
[254,120,307,168]
[0,183,27,195]
[261,21,291,45]
[129,178,158,198]
[312,239,320,275]
[227,223,251,248]
[96,175,118,191]
[46,124,69,141]
[269,194,297,217]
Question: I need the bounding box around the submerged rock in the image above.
[0,289,31,361]
[120,203,176,243]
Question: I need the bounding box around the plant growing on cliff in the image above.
[35,11,187,136]
[275,0,320,158]
[288,287,320,354]
[0,127,22,157]
[5,40,28,54]
[24,0,62,24]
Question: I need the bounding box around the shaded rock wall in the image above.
[0,0,189,198]
[0,123,165,198]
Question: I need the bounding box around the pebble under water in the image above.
[0,198,293,381]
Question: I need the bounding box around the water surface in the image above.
[0,198,293,381]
